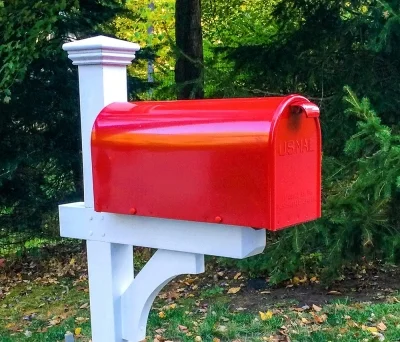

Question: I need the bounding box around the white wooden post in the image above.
[63,36,140,342]
[60,35,266,342]
[63,35,139,208]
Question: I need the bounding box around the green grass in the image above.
[200,285,225,298]
[1,277,400,342]
[146,298,400,342]
[0,278,91,341]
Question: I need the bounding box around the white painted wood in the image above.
[62,36,139,342]
[63,36,139,208]
[86,241,133,342]
[122,250,205,341]
[60,35,266,342]
[59,202,266,259]
[63,35,140,66]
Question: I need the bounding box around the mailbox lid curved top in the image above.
[91,96,291,147]
[91,95,321,230]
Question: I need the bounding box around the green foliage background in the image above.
[218,0,400,281]
[0,0,143,245]
[1,0,400,282]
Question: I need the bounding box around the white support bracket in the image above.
[121,250,204,341]
[59,203,265,259]
[60,203,265,342]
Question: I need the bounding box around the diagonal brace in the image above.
[121,250,205,341]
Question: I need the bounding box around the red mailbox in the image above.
[91,95,321,231]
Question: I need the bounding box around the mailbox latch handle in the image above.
[291,102,320,118]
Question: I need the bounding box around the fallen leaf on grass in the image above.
[75,327,82,336]
[235,307,246,311]
[362,325,378,333]
[377,322,387,331]
[234,272,242,280]
[312,304,322,312]
[387,296,400,304]
[292,277,300,285]
[263,336,291,342]
[293,276,308,285]
[80,302,89,309]
[5,323,23,332]
[292,305,309,312]
[227,287,241,294]
[158,311,166,318]
[213,338,221,342]
[194,336,202,342]
[347,320,359,328]
[75,316,89,324]
[154,334,165,342]
[178,325,188,333]
[301,317,311,324]
[49,317,61,326]
[216,325,227,333]
[184,278,195,286]
[312,313,328,324]
[259,311,273,321]
[327,290,342,295]
[161,303,177,311]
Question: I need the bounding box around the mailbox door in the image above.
[270,99,321,230]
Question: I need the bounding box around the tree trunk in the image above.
[175,0,204,99]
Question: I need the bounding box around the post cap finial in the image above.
[63,35,140,66]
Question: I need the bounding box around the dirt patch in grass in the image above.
[233,275,399,312]
[160,260,400,315]
[187,263,400,313]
